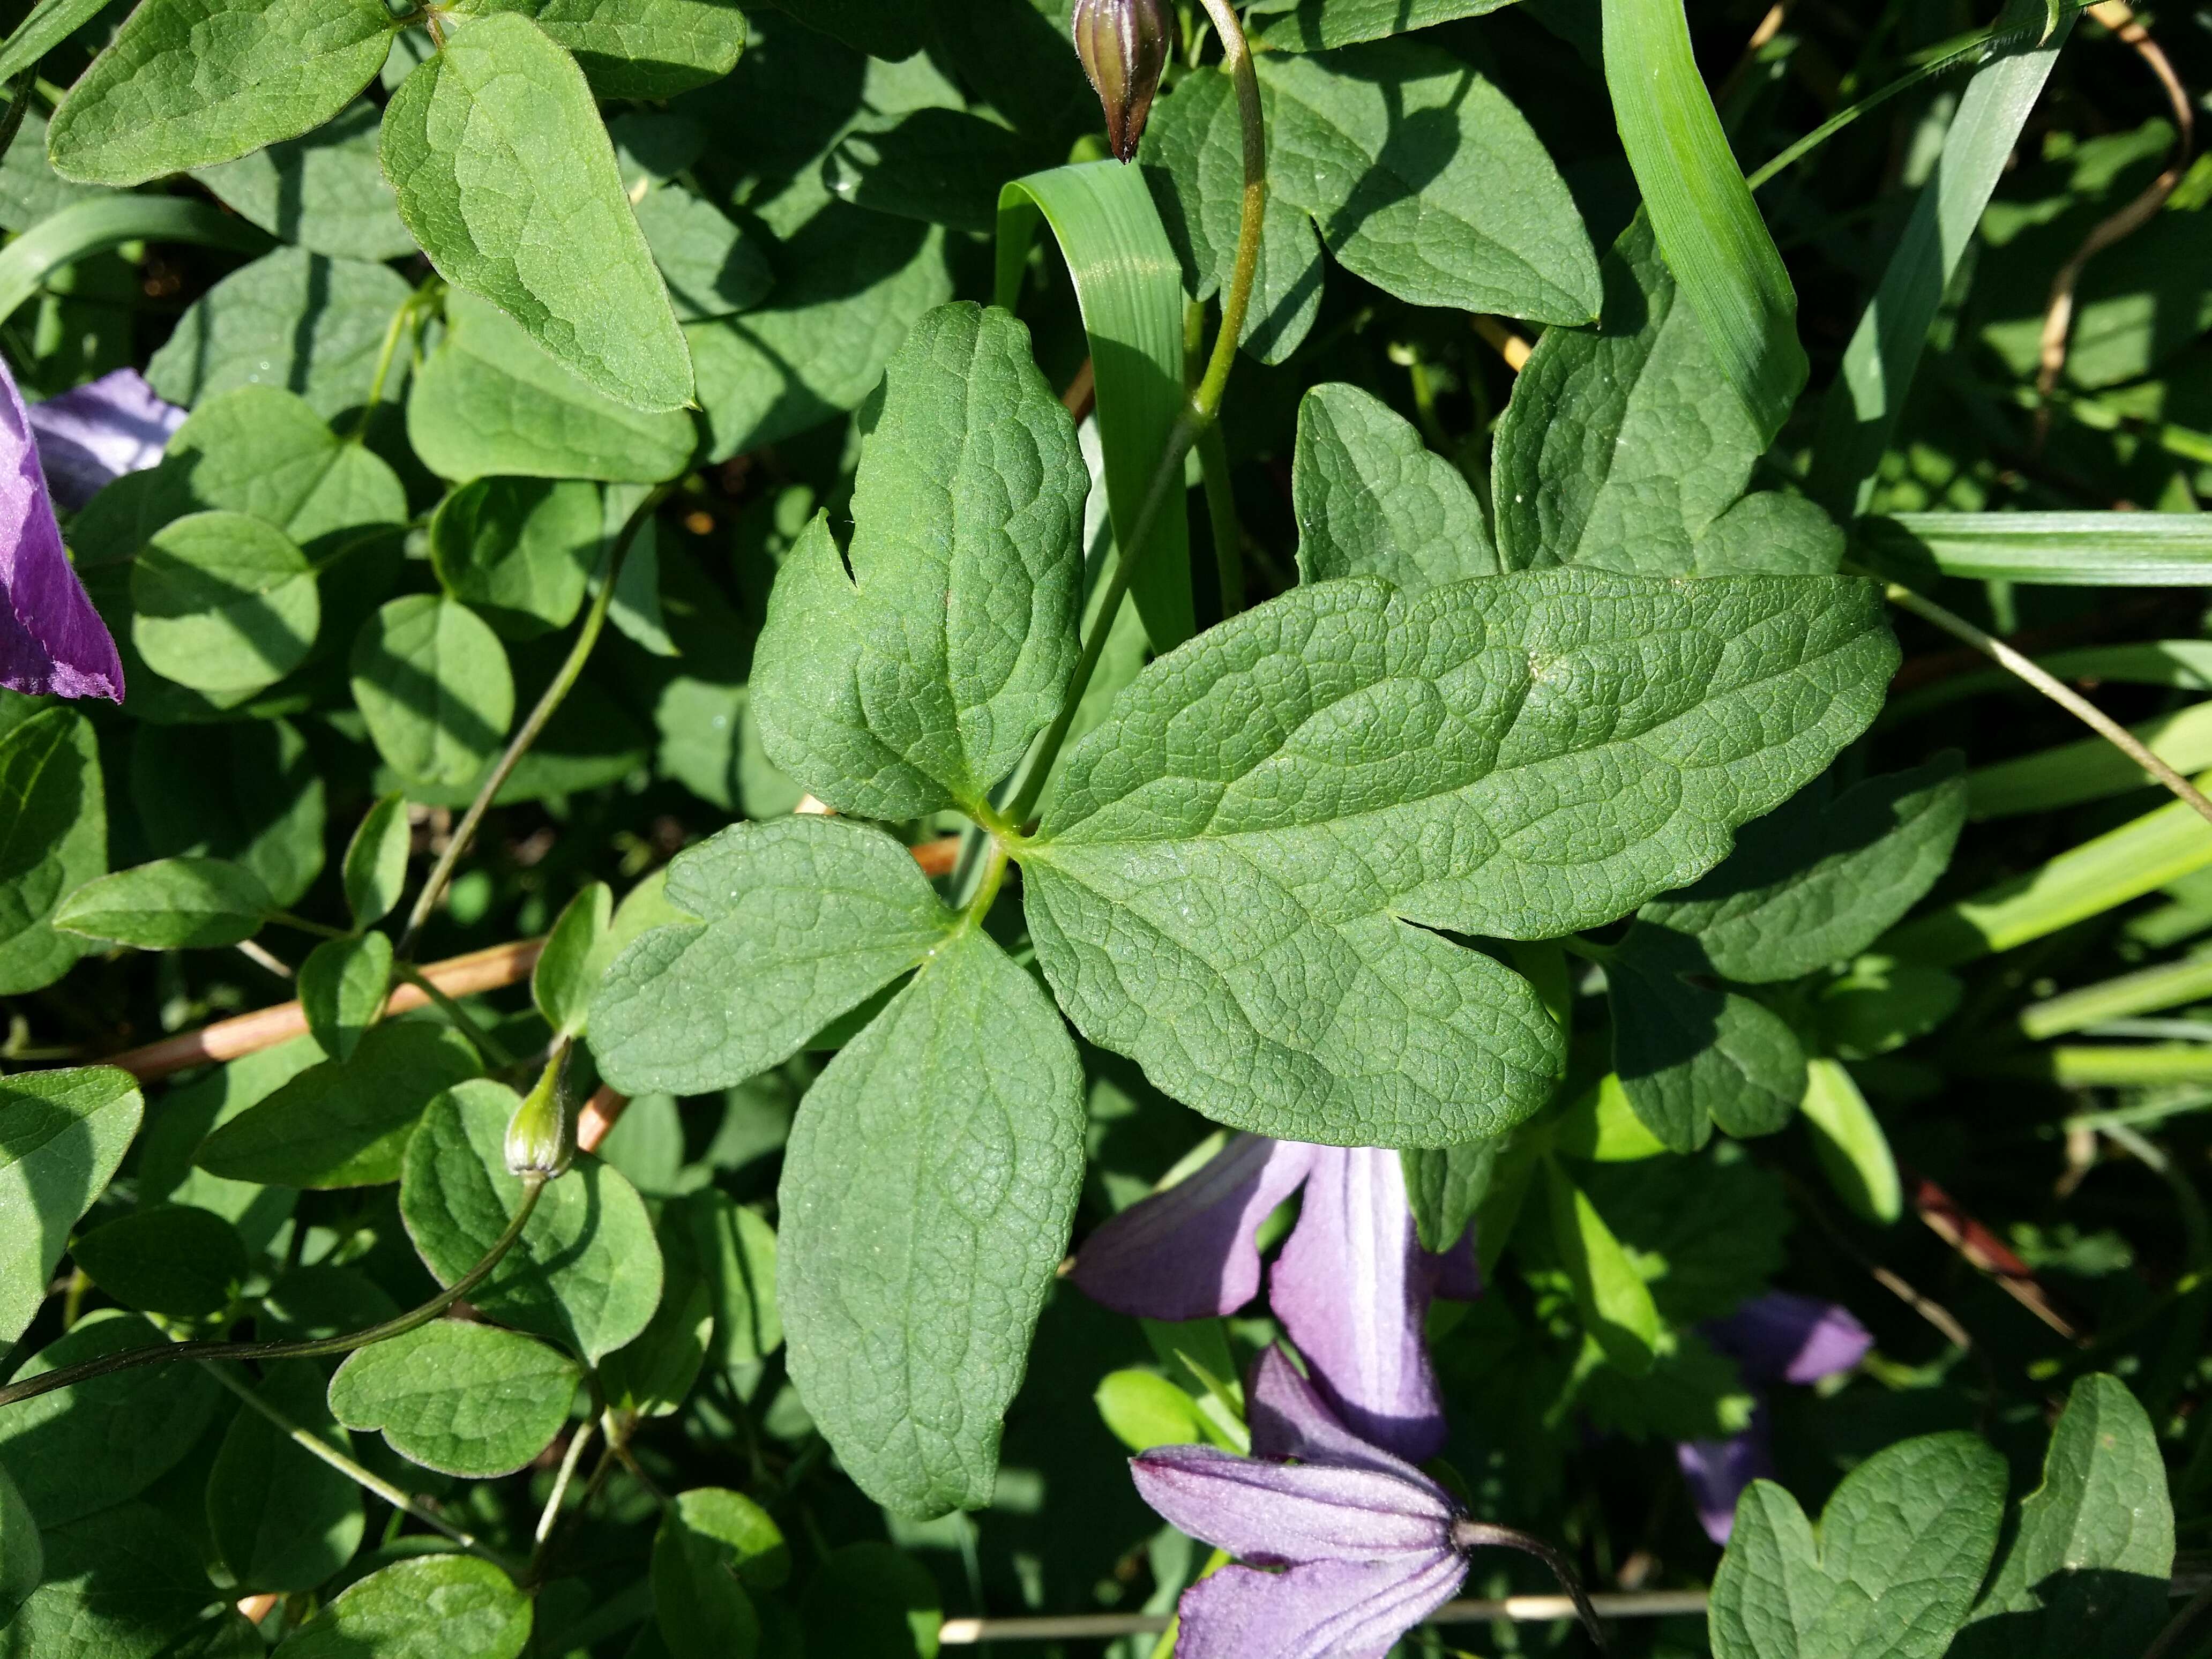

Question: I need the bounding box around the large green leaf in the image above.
[328,1320,580,1476]
[1606,925,1806,1151]
[0,1066,141,1348]
[72,1204,250,1318]
[633,185,773,322]
[1259,40,1601,324]
[0,1502,213,1659]
[0,707,105,995]
[594,818,958,1095]
[1952,1374,2174,1659]
[400,1079,663,1362]
[193,100,416,261]
[445,0,745,99]
[205,1361,365,1594]
[1021,572,1895,1147]
[751,301,1087,820]
[273,1555,532,1659]
[1293,382,1496,589]
[350,594,516,789]
[407,290,697,483]
[780,925,1085,1519]
[45,0,396,186]
[195,1019,482,1188]
[380,11,693,413]
[55,856,275,950]
[429,477,602,640]
[129,511,319,697]
[1710,1432,2008,1659]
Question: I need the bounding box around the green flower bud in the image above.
[505,1061,576,1180]
[1072,0,1176,163]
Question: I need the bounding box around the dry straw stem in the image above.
[935,1590,1710,1644]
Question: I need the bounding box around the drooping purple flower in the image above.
[1677,1291,1871,1544]
[1,358,125,701]
[1132,1348,1599,1659]
[25,369,183,509]
[1071,1135,1480,1461]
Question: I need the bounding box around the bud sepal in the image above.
[505,1048,578,1180]
[1072,0,1176,162]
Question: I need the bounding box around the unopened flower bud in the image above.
[505,1062,576,1180]
[1072,0,1176,163]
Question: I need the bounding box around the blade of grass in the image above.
[1970,703,2212,820]
[2021,953,2212,1040]
[998,162,1194,653]
[1863,512,2212,585]
[0,195,272,324]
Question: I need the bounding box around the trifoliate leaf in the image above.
[1294,382,1496,590]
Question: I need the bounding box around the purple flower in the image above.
[1,360,130,701]
[1071,1137,1479,1461]
[1677,1291,1871,1543]
[1133,1348,1597,1659]
[25,369,182,509]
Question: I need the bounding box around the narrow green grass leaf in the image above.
[2020,954,2212,1041]
[0,0,113,85]
[0,195,271,325]
[1970,701,2212,819]
[1601,0,1805,443]
[1864,511,2212,585]
[998,161,1194,652]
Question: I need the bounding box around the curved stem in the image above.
[0,1176,545,1412]
[1878,577,2212,831]
[1449,1520,1605,1651]
[396,484,673,960]
[392,961,515,1067]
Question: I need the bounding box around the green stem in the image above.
[526,1416,598,1579]
[352,280,442,439]
[1196,421,1242,621]
[206,1361,524,1574]
[396,484,672,960]
[0,1176,545,1412]
[1005,0,1266,829]
[268,910,350,941]
[963,838,1012,926]
[392,961,515,1067]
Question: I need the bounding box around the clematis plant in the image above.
[1072,1136,1479,1461]
[1133,1346,1600,1659]
[0,363,177,701]
[1676,1291,1873,1543]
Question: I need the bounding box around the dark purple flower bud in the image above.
[1,358,124,701]
[1071,0,1176,163]
[1678,1404,1778,1545]
[1705,1290,1871,1386]
[25,369,183,510]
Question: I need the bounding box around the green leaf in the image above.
[1293,382,1496,589]
[780,925,1086,1518]
[1259,41,1601,324]
[0,707,105,996]
[0,1503,213,1659]
[594,817,955,1095]
[1817,955,1961,1059]
[193,100,416,261]
[44,0,396,186]
[1710,1432,2008,1659]
[1023,572,1893,1147]
[1862,512,2212,587]
[1953,1374,2174,1659]
[1552,1073,1669,1162]
[751,303,1084,818]
[0,1312,223,1526]
[1542,1158,1658,1374]
[1807,2,2072,519]
[72,1204,250,1319]
[56,856,275,950]
[350,594,517,789]
[401,1079,663,1362]
[195,1019,482,1188]
[1247,0,1518,49]
[687,1189,781,1369]
[534,882,611,1040]
[1800,1058,1901,1225]
[327,1319,580,1476]
[131,719,327,909]
[1401,1139,1498,1253]
[0,0,115,86]
[1641,756,1970,983]
[599,1207,712,1418]
[298,932,393,1063]
[444,0,745,99]
[1139,68,1324,364]
[205,1361,365,1594]
[1600,0,1805,443]
[826,109,1039,235]
[408,289,697,484]
[1608,925,1806,1150]
[1969,703,2212,821]
[997,162,1195,651]
[129,511,319,697]
[633,185,773,322]
[1579,1143,1788,1325]
[1096,1368,1209,1453]
[652,1490,789,1659]
[273,1555,533,1659]
[765,0,925,57]
[381,11,693,413]
[799,1543,941,1659]
[0,1464,36,1631]
[430,477,603,639]
[343,792,412,929]
[0,1066,141,1348]
[0,194,271,325]
[147,247,414,422]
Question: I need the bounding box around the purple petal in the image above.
[1245,1346,1434,1486]
[1705,1291,1872,1386]
[25,370,183,510]
[1677,1407,1775,1545]
[1130,1444,1456,1566]
[0,360,123,701]
[1271,1147,1447,1461]
[1072,1135,1317,1320]
[1173,1552,1467,1659]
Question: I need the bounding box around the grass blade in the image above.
[0,196,273,325]
[1864,512,2212,586]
